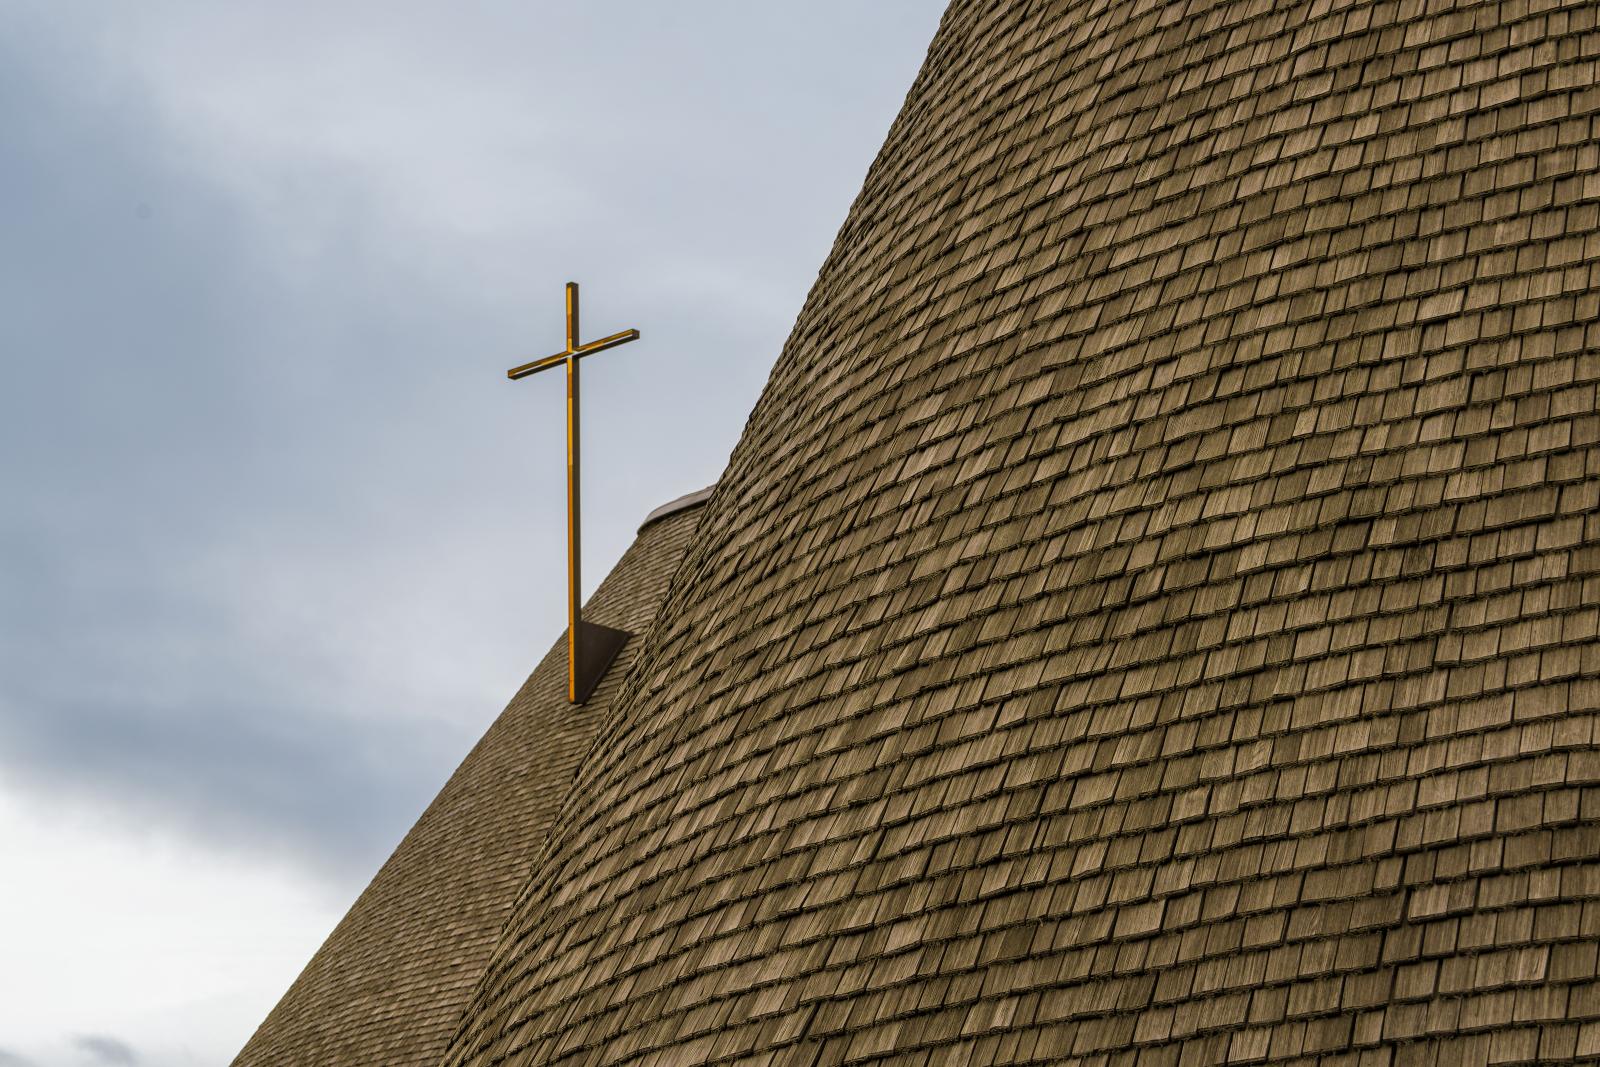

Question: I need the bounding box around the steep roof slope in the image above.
[443,0,1600,1064]
[232,498,706,1067]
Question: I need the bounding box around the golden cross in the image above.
[508,281,640,704]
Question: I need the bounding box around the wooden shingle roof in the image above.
[439,0,1600,1064]
[231,497,707,1067]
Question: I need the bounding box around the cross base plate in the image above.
[572,620,632,704]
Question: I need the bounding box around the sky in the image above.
[0,3,945,1064]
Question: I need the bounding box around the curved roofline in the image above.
[638,486,715,533]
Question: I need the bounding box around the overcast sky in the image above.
[0,4,944,1063]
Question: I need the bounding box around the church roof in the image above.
[437,1,1600,1064]
[231,492,708,1067]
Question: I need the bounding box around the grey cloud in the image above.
[0,669,462,880]
[0,22,473,880]
[72,1036,137,1066]
[0,1049,37,1067]
[0,0,943,893]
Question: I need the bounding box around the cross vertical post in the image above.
[565,282,582,702]
[508,282,640,704]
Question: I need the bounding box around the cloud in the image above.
[0,21,475,882]
[0,0,945,1064]
[0,1049,37,1067]
[73,1036,137,1066]
[0,0,943,891]
[0,791,342,1067]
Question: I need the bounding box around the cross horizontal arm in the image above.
[505,328,641,380]
[573,328,640,358]
[506,351,569,380]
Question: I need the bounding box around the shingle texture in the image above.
[231,501,704,1067]
[440,0,1600,1064]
